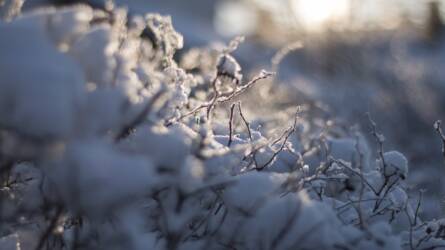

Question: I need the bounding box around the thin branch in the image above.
[35,206,63,250]
[237,102,252,141]
[336,198,389,212]
[167,70,274,125]
[206,77,220,119]
[405,208,415,250]
[414,190,423,226]
[256,116,297,171]
[227,103,236,147]
[271,41,303,73]
[355,133,367,229]
[330,158,379,195]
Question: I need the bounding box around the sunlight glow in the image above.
[292,0,350,30]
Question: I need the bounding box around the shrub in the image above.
[0,4,444,250]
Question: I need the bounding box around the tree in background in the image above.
[426,1,444,43]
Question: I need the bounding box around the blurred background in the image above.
[22,0,445,218]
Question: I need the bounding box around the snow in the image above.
[328,135,371,170]
[122,124,193,169]
[0,234,19,250]
[0,0,24,21]
[220,172,348,248]
[47,139,156,215]
[216,53,243,83]
[0,2,444,249]
[0,13,87,138]
[390,186,409,210]
[382,150,409,178]
[68,24,117,86]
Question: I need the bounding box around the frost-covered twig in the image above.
[271,41,303,73]
[256,115,298,171]
[167,70,274,125]
[367,113,387,176]
[206,77,220,120]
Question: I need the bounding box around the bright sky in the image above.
[292,0,350,30]
[291,0,445,31]
[216,0,445,36]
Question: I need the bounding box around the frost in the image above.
[0,4,440,250]
[145,13,183,64]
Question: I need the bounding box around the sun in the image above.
[291,0,350,30]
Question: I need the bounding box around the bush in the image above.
[0,4,444,250]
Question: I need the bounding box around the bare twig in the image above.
[227,103,236,147]
[35,206,63,250]
[237,102,252,141]
[414,190,424,226]
[355,133,367,229]
[405,208,415,250]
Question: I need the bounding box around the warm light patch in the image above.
[292,0,350,30]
